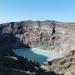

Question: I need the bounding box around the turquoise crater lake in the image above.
[13,48,62,64]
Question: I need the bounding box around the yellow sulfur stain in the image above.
[70,42,75,50]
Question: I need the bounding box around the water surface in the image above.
[13,48,62,64]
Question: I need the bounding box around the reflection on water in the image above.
[13,48,62,64]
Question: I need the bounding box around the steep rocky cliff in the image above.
[0,20,75,75]
[41,50,75,75]
[0,20,75,56]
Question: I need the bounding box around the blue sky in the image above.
[0,0,75,23]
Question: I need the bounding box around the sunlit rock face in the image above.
[55,23,75,56]
[0,20,75,57]
[41,50,75,75]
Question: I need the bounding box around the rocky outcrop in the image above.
[0,56,62,75]
[41,50,75,75]
[0,21,56,49]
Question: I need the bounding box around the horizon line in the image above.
[0,19,75,24]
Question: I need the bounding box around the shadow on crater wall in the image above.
[0,32,48,64]
[0,32,30,57]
